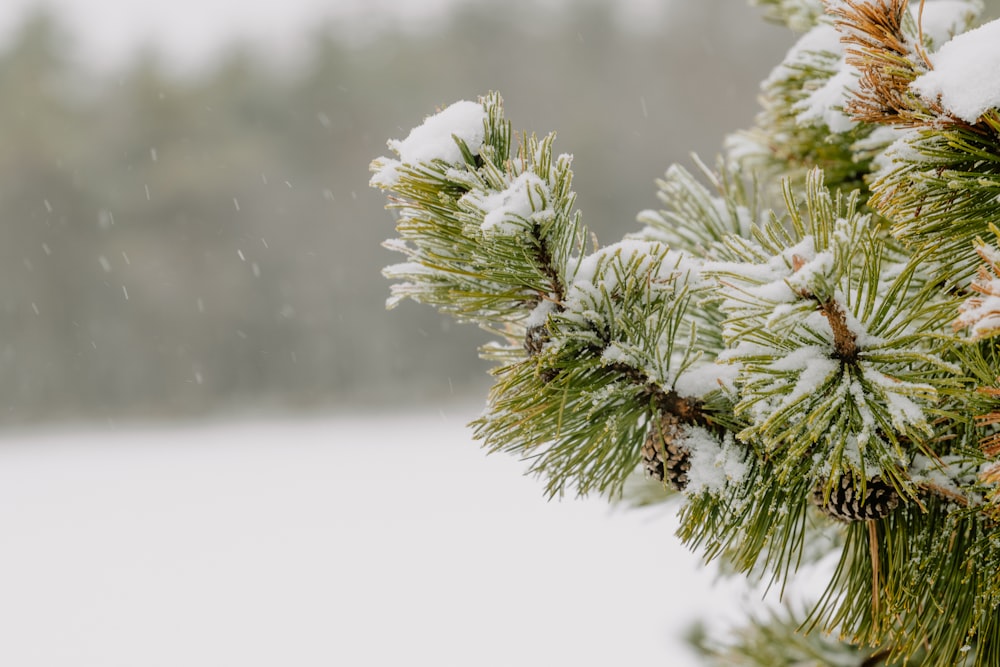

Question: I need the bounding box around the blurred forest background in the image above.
[2,0,992,425]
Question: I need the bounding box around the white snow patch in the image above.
[853,125,906,168]
[911,18,1000,123]
[0,409,753,667]
[847,376,877,448]
[870,127,926,173]
[526,298,557,328]
[369,157,402,188]
[382,261,435,278]
[389,99,486,164]
[910,454,975,499]
[601,342,637,367]
[723,132,769,163]
[475,172,551,235]
[755,349,839,421]
[381,237,411,254]
[794,57,859,133]
[765,21,862,133]
[683,427,747,495]
[674,361,739,398]
[371,100,486,186]
[575,239,658,285]
[708,236,828,306]
[840,434,864,469]
[572,240,704,292]
[980,243,1000,266]
[637,208,666,226]
[957,292,1000,339]
[771,344,837,374]
[785,249,835,294]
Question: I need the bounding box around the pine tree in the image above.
[369,1,1000,664]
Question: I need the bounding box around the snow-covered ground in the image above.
[0,405,752,666]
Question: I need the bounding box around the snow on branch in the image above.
[910,16,1000,123]
[371,3,1000,661]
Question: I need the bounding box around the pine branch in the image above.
[727,21,877,198]
[635,158,761,263]
[679,455,819,592]
[833,0,985,129]
[828,0,1000,277]
[373,92,586,341]
[370,2,1000,663]
[955,227,1000,340]
[707,171,964,506]
[831,0,932,127]
[811,500,990,666]
[691,602,932,667]
[474,240,737,498]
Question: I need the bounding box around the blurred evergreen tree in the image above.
[0,2,792,423]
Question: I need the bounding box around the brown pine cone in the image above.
[812,472,901,522]
[642,412,691,491]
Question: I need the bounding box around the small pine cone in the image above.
[812,472,901,522]
[642,412,690,491]
[524,324,549,356]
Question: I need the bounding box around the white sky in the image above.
[0,0,667,72]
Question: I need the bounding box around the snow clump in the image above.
[682,426,747,495]
[370,100,487,187]
[463,172,553,235]
[911,17,1000,123]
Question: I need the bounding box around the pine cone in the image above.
[642,412,690,491]
[524,323,549,356]
[811,472,900,522]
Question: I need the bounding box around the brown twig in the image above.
[860,647,893,667]
[914,0,933,69]
[916,481,970,507]
[790,254,859,361]
[820,298,859,362]
[868,519,881,620]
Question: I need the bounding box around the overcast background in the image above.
[2,0,999,427]
[0,0,678,69]
[0,0,802,425]
[2,2,998,666]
